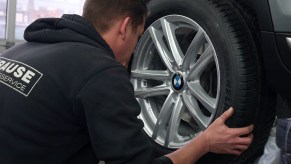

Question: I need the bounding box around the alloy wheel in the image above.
[130,15,221,148]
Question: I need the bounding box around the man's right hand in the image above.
[165,107,254,164]
[203,107,254,155]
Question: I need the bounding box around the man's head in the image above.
[83,0,148,68]
[83,0,148,34]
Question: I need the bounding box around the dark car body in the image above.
[251,0,291,94]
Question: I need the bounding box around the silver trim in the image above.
[287,37,291,50]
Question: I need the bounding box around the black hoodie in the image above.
[0,14,172,164]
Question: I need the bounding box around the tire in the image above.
[130,0,276,163]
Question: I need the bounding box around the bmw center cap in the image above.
[172,72,184,91]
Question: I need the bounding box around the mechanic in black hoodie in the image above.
[0,0,254,163]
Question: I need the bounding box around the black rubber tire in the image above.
[142,0,276,163]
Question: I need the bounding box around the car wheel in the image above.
[130,0,276,163]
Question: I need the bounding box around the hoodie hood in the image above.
[24,14,112,53]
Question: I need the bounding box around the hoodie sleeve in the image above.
[76,67,173,164]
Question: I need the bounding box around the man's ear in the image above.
[119,17,131,40]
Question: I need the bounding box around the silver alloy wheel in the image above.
[130,15,221,149]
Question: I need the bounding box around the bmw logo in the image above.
[172,73,184,91]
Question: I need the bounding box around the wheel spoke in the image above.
[149,26,177,72]
[131,70,170,81]
[152,92,175,140]
[187,81,216,114]
[134,85,170,99]
[182,28,205,69]
[161,18,184,67]
[187,45,214,80]
[182,92,209,130]
[165,96,184,146]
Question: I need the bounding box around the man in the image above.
[0,0,253,163]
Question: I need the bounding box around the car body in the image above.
[253,0,291,94]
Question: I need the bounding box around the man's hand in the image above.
[166,107,254,164]
[203,107,254,155]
